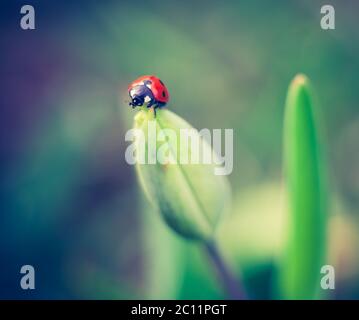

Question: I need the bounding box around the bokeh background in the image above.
[0,0,358,299]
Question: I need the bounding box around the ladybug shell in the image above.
[128,75,169,105]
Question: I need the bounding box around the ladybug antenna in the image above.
[126,98,135,108]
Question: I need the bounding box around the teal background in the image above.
[0,0,358,299]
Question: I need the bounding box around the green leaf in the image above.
[141,200,187,299]
[279,74,328,299]
[132,108,230,241]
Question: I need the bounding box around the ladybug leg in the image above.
[148,105,157,117]
[146,99,154,108]
[146,101,157,117]
[151,106,157,118]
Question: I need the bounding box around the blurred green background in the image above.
[0,0,358,299]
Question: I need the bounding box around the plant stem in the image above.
[205,241,247,300]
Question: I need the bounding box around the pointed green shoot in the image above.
[280,74,328,299]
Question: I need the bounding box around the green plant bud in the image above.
[279,74,328,299]
[129,108,231,241]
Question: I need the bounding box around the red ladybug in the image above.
[128,75,169,112]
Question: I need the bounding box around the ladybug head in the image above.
[129,83,154,108]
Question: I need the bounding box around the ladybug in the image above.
[128,75,169,114]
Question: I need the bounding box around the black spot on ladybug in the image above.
[162,91,166,97]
